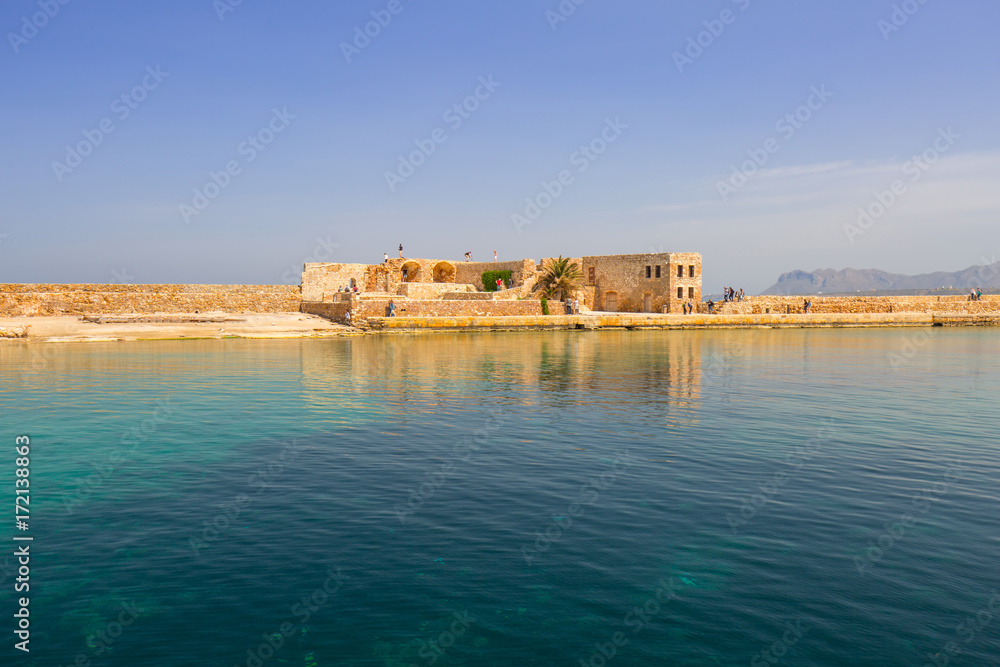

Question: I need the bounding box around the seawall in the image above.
[714,294,1000,314]
[0,284,301,316]
[361,312,1000,332]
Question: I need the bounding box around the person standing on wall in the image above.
[399,244,404,259]
[494,249,498,262]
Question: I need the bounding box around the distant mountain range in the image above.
[762,261,1000,295]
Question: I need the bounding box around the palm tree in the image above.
[537,256,581,302]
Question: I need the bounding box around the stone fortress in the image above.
[298,253,703,323]
[2,250,999,335]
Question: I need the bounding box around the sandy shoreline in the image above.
[0,312,358,342]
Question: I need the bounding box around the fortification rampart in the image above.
[714,295,1000,315]
[302,296,545,323]
[0,284,301,317]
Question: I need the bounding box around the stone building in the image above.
[582,252,702,313]
[298,251,702,322]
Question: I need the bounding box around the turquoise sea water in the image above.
[1,329,998,666]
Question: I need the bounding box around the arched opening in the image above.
[432,261,456,283]
[401,261,421,283]
[605,292,618,312]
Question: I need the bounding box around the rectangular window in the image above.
[655,265,661,278]
[588,267,595,284]
[688,287,695,298]
[677,287,683,298]
[689,265,695,278]
[677,265,684,278]
[645,266,651,278]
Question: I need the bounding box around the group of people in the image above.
[337,285,358,293]
[564,297,580,314]
[383,244,406,263]
[970,287,984,301]
[681,299,696,314]
[384,246,500,263]
[382,248,497,263]
[723,287,744,302]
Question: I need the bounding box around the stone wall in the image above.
[454,259,537,290]
[0,284,301,317]
[714,295,1000,315]
[397,283,475,299]
[302,296,545,323]
[300,300,352,323]
[582,252,702,313]
[300,263,373,301]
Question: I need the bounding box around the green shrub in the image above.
[540,297,549,315]
[481,270,513,292]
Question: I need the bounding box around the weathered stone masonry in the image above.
[582,253,702,313]
[0,284,300,317]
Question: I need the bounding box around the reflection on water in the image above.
[0,329,998,666]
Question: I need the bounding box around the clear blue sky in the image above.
[2,0,998,292]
